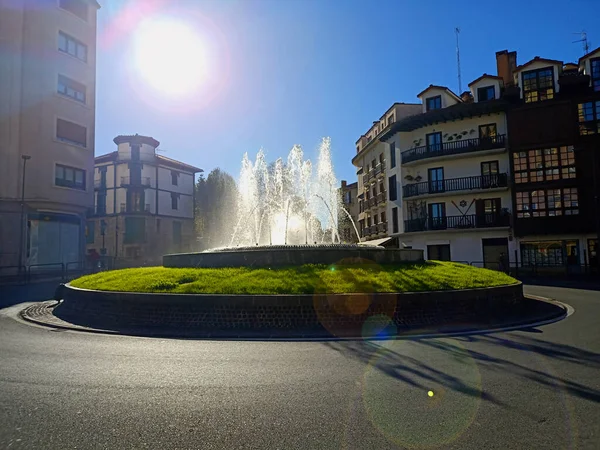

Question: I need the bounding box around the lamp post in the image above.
[18,155,31,272]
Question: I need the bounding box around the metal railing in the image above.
[376,191,386,203]
[401,134,506,164]
[120,176,151,187]
[404,213,510,232]
[120,203,151,213]
[403,173,509,198]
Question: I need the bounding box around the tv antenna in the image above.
[455,27,462,93]
[156,147,167,153]
[573,31,590,56]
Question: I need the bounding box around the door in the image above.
[588,239,598,271]
[481,161,499,188]
[482,237,509,271]
[479,123,497,148]
[426,132,442,152]
[428,167,444,193]
[428,202,446,230]
[565,240,580,273]
[476,198,501,227]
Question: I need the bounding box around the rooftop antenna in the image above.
[455,27,462,93]
[572,31,590,56]
[156,147,167,153]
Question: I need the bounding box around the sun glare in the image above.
[133,18,207,96]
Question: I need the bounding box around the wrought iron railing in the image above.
[401,134,506,164]
[403,173,508,198]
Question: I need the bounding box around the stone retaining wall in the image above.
[55,283,523,337]
[163,246,424,268]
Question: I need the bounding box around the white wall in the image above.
[417,87,459,113]
[157,189,193,218]
[469,79,502,101]
[156,166,194,195]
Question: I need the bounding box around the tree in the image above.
[195,168,238,249]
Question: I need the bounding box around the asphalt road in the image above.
[0,285,599,449]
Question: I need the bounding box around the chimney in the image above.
[341,180,347,188]
[460,91,474,103]
[496,50,517,87]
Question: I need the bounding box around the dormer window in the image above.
[591,58,600,91]
[522,67,554,103]
[426,95,442,111]
[477,85,495,102]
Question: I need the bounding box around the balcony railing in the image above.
[377,222,388,233]
[374,162,386,176]
[403,173,508,198]
[121,176,151,187]
[120,203,151,213]
[376,191,386,203]
[404,213,509,233]
[401,134,506,164]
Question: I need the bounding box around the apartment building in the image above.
[338,180,359,243]
[351,103,421,245]
[380,77,514,266]
[87,134,202,263]
[501,49,600,272]
[0,0,100,268]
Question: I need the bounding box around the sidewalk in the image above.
[0,281,60,308]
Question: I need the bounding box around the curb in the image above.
[18,295,570,341]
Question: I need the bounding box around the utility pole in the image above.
[455,27,462,94]
[18,155,31,272]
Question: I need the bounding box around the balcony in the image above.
[404,213,509,233]
[121,176,151,187]
[367,197,377,208]
[120,203,151,213]
[376,191,386,204]
[377,222,388,233]
[374,162,386,177]
[403,173,508,199]
[401,134,506,164]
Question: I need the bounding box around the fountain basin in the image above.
[163,245,424,268]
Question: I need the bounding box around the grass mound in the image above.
[69,262,517,295]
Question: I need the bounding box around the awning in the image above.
[360,237,393,247]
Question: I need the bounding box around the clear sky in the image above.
[95,0,599,183]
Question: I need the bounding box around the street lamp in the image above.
[18,155,31,272]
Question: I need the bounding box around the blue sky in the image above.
[95,0,599,183]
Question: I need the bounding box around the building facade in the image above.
[352,103,421,244]
[0,0,100,268]
[503,49,600,272]
[381,79,515,266]
[338,180,359,243]
[87,135,202,264]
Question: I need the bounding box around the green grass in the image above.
[69,262,517,295]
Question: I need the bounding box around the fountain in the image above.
[164,138,424,268]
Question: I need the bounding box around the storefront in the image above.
[27,212,82,266]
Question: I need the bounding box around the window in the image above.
[388,114,395,125]
[372,185,377,197]
[171,192,179,210]
[428,203,446,229]
[171,171,179,186]
[389,142,396,168]
[522,67,554,103]
[57,75,86,103]
[56,118,86,147]
[521,241,564,266]
[381,211,386,223]
[371,159,376,169]
[428,167,444,193]
[577,101,600,135]
[379,182,385,195]
[392,207,399,233]
[85,221,94,244]
[479,123,497,139]
[343,191,351,204]
[55,164,85,190]
[124,217,146,244]
[173,221,182,246]
[484,198,501,214]
[512,146,576,183]
[388,175,397,201]
[367,216,371,227]
[515,188,578,218]
[481,161,499,175]
[426,95,442,111]
[374,214,379,224]
[426,132,442,151]
[59,0,88,21]
[58,31,87,62]
[591,58,600,92]
[127,190,144,212]
[96,192,106,215]
[428,244,451,261]
[477,85,495,102]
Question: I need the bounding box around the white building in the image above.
[87,134,202,263]
[351,103,422,244]
[380,79,517,267]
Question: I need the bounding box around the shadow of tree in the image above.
[323,331,600,406]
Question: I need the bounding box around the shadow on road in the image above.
[0,281,60,308]
[323,332,600,405]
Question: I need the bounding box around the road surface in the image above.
[0,285,599,449]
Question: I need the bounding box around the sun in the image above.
[133,18,207,96]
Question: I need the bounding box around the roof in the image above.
[416,85,462,102]
[379,98,510,140]
[94,151,203,173]
[354,102,421,144]
[514,56,563,72]
[341,181,358,190]
[360,237,392,247]
[579,46,600,63]
[113,134,160,148]
[468,73,504,87]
